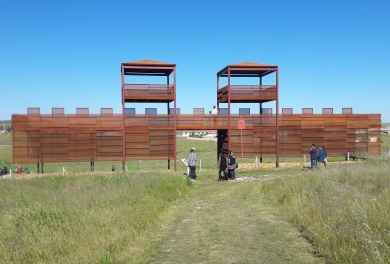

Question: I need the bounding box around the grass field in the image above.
[0,171,193,263]
[1,133,390,262]
[260,160,390,263]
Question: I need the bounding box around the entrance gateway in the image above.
[12,60,381,172]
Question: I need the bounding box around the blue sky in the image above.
[1,0,389,122]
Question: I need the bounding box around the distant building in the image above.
[181,130,217,137]
[382,128,390,134]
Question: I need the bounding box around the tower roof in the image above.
[229,61,276,67]
[217,61,278,77]
[121,59,176,76]
[122,59,175,66]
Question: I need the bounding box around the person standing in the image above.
[218,152,227,181]
[322,146,328,167]
[309,144,318,169]
[188,148,197,181]
[317,146,326,168]
[211,105,218,115]
[228,150,237,180]
[211,105,219,126]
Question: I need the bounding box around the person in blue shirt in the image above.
[309,144,318,169]
[228,150,237,179]
[317,146,327,168]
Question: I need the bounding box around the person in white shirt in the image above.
[211,105,218,115]
[188,148,197,181]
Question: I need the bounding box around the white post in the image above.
[139,160,141,167]
[62,167,68,176]
[255,156,259,169]
[181,159,189,176]
[125,164,128,172]
[347,152,350,162]
[200,160,202,171]
[304,155,306,167]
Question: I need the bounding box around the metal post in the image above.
[216,74,220,165]
[260,77,263,164]
[173,66,177,171]
[228,67,231,152]
[275,68,279,168]
[240,125,244,164]
[121,65,126,171]
[167,101,170,170]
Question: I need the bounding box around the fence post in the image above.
[304,155,306,168]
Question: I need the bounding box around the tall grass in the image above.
[0,172,192,263]
[260,160,390,263]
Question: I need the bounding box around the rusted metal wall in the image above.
[217,85,277,103]
[124,115,175,160]
[229,113,381,158]
[12,113,175,163]
[12,112,380,164]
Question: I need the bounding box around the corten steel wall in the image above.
[239,113,381,158]
[124,115,175,160]
[12,113,122,163]
[12,113,175,163]
[12,112,380,164]
[216,113,380,158]
[217,85,277,103]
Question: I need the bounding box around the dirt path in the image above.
[146,177,323,264]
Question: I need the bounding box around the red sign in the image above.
[238,119,245,129]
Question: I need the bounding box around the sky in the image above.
[1,0,389,122]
